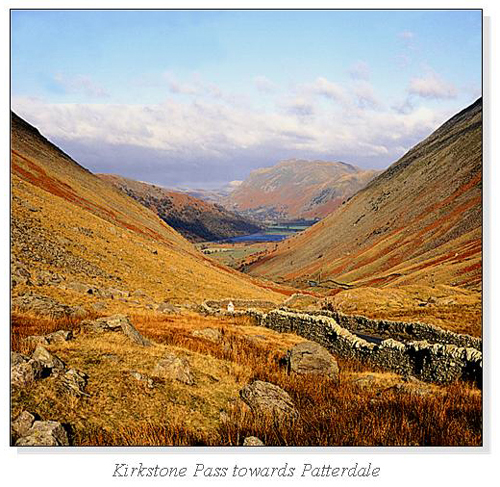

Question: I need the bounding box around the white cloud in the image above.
[348,61,370,81]
[53,74,109,98]
[254,75,277,93]
[12,79,456,185]
[353,81,380,109]
[306,77,346,102]
[408,71,458,99]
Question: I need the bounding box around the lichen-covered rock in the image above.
[11,360,44,388]
[239,380,298,419]
[32,346,66,374]
[152,353,195,385]
[81,315,151,346]
[157,301,179,314]
[59,369,89,397]
[12,293,85,318]
[243,436,264,446]
[286,341,339,381]
[11,351,29,366]
[15,421,69,446]
[11,411,36,439]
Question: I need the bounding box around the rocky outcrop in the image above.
[11,359,44,388]
[12,293,86,318]
[239,380,298,419]
[80,315,151,346]
[59,368,89,397]
[286,341,339,382]
[15,420,70,446]
[32,345,66,375]
[152,353,195,385]
[25,329,73,347]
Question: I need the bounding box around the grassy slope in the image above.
[11,112,283,305]
[247,100,482,292]
[98,173,262,242]
[228,159,380,219]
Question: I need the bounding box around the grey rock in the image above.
[239,381,298,419]
[25,335,50,347]
[120,318,152,346]
[132,289,148,298]
[59,368,89,397]
[12,411,36,438]
[12,293,81,318]
[11,351,29,366]
[11,360,44,388]
[15,420,69,446]
[152,353,195,385]
[192,327,222,342]
[287,341,339,382]
[157,301,179,314]
[32,346,66,374]
[45,329,73,344]
[243,436,264,446]
[82,314,151,345]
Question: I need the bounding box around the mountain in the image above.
[226,159,380,221]
[246,99,482,292]
[10,112,283,305]
[97,174,262,242]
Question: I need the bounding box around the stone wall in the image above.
[202,302,482,386]
[294,308,482,351]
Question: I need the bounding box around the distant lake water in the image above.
[225,233,289,243]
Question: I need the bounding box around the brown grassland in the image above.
[11,310,482,447]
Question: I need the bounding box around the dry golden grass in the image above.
[328,284,482,337]
[11,310,482,446]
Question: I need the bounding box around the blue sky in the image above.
[11,9,482,188]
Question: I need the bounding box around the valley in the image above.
[10,100,483,447]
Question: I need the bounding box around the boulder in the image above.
[192,327,222,342]
[15,420,69,446]
[157,301,179,314]
[11,411,36,439]
[12,293,83,318]
[11,351,29,366]
[26,330,73,347]
[243,436,264,446]
[152,353,195,385]
[81,314,150,345]
[286,341,339,382]
[45,330,73,344]
[11,360,44,388]
[239,381,298,419]
[32,346,66,374]
[59,369,89,397]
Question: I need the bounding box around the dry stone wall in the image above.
[299,308,482,351]
[202,301,482,386]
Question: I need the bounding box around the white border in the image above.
[2,2,497,486]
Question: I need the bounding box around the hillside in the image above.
[226,159,380,221]
[97,174,261,243]
[10,112,284,308]
[246,99,482,292]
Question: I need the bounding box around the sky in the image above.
[11,9,482,189]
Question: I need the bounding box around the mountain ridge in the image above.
[246,99,482,292]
